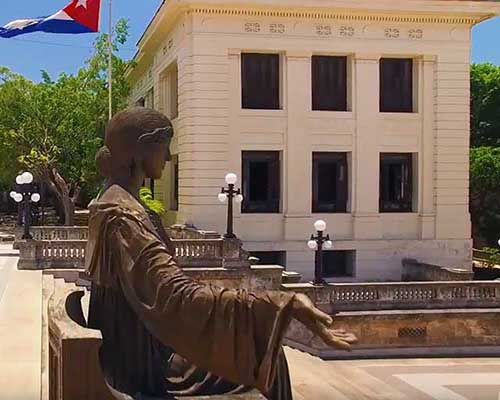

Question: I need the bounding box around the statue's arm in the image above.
[112,216,296,393]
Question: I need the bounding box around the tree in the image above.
[0,19,132,225]
[471,63,500,147]
[470,147,500,247]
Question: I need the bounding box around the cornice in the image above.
[186,6,482,25]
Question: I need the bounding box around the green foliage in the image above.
[470,147,500,247]
[471,63,500,147]
[478,247,500,268]
[139,187,165,216]
[0,19,133,204]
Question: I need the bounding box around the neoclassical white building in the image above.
[128,0,500,282]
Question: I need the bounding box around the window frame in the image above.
[322,250,355,278]
[312,152,348,213]
[241,53,281,110]
[311,55,348,112]
[241,151,281,214]
[160,62,179,120]
[379,58,414,113]
[379,153,414,213]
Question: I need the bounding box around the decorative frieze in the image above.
[339,26,355,37]
[315,24,332,36]
[408,28,424,39]
[269,23,285,34]
[384,27,400,38]
[188,7,479,25]
[244,22,260,32]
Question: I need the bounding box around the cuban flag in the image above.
[0,0,101,38]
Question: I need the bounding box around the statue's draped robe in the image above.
[85,185,294,399]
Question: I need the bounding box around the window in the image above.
[380,58,413,113]
[145,88,154,109]
[322,250,355,278]
[136,97,146,107]
[170,157,179,211]
[242,151,280,213]
[312,153,348,213]
[161,63,178,119]
[380,153,414,213]
[250,251,286,267]
[241,53,280,110]
[149,179,155,198]
[312,56,347,111]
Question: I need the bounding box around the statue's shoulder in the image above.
[89,185,147,224]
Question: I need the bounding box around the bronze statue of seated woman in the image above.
[85,107,356,400]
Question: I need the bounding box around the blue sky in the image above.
[0,0,499,81]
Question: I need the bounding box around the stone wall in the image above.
[286,308,500,359]
[402,258,473,281]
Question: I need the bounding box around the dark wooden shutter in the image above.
[242,151,280,213]
[380,58,413,113]
[312,56,347,111]
[242,53,280,109]
[380,153,413,212]
[312,153,348,213]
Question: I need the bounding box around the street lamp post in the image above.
[218,173,244,239]
[10,172,40,240]
[307,219,333,285]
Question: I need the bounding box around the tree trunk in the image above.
[62,194,75,226]
[41,168,79,226]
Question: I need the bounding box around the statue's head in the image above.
[96,107,173,180]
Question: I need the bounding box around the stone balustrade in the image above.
[282,281,500,312]
[167,224,220,239]
[15,224,218,244]
[283,281,500,359]
[18,236,250,270]
[18,240,87,270]
[48,283,265,399]
[13,226,89,248]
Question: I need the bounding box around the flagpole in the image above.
[107,0,113,120]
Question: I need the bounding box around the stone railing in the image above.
[16,224,217,244]
[402,258,473,281]
[18,240,87,270]
[14,226,88,248]
[48,284,265,399]
[18,236,250,270]
[282,281,500,312]
[167,224,220,239]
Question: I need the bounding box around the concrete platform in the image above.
[0,248,42,400]
[285,347,500,400]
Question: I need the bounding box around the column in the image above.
[284,51,312,241]
[352,53,381,239]
[419,55,437,239]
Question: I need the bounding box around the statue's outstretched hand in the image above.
[291,293,357,351]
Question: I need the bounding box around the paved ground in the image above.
[285,348,500,400]
[0,245,42,400]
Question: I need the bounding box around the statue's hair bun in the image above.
[95,145,113,178]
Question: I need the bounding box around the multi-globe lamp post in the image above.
[10,172,40,240]
[307,219,333,285]
[218,173,244,239]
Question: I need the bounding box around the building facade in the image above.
[128,0,500,282]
